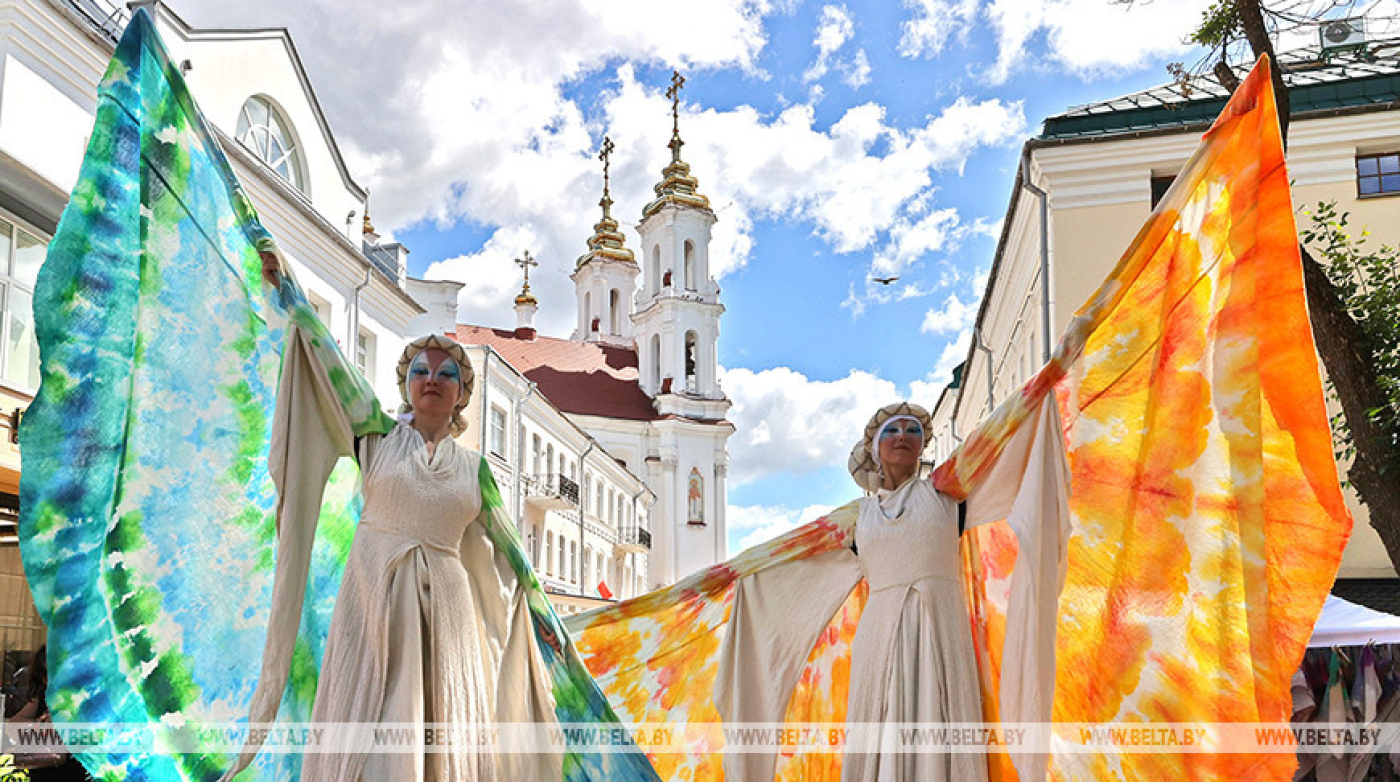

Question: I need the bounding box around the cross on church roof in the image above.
[666,70,685,137]
[515,249,537,290]
[599,136,615,196]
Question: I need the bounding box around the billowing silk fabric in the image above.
[20,11,658,781]
[567,57,1350,782]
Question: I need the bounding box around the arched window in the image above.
[584,545,593,588]
[545,443,555,478]
[236,96,306,192]
[527,525,538,565]
[684,240,696,290]
[546,531,555,576]
[650,333,662,390]
[609,288,621,334]
[596,552,605,590]
[684,331,699,392]
[650,245,662,292]
[688,467,705,525]
[531,435,542,476]
[557,535,566,579]
[570,541,578,582]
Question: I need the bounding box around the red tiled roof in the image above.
[456,325,660,421]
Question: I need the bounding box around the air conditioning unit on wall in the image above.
[1320,18,1367,52]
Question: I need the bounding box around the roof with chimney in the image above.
[456,325,660,421]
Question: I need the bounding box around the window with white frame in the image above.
[488,405,507,457]
[0,215,44,392]
[236,95,307,193]
[355,329,374,376]
[307,291,331,326]
[546,531,554,576]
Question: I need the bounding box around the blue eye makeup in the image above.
[879,421,924,438]
[409,354,461,384]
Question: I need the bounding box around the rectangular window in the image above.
[1150,175,1176,208]
[308,292,331,325]
[489,406,507,457]
[0,216,44,392]
[1358,153,1400,196]
[355,330,372,374]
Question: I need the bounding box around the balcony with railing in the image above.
[525,473,579,512]
[617,525,651,553]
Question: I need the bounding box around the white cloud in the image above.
[422,224,540,330]
[920,292,977,334]
[720,365,899,485]
[175,0,1019,336]
[728,502,837,551]
[816,5,856,55]
[899,0,980,58]
[804,6,872,96]
[843,49,873,88]
[986,0,1212,84]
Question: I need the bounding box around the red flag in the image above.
[596,581,613,600]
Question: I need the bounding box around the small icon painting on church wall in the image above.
[687,467,704,525]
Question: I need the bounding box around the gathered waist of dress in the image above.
[862,570,963,593]
[356,515,461,556]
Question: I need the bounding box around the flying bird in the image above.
[870,276,899,285]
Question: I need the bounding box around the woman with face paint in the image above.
[839,402,988,782]
[293,333,555,782]
[224,257,661,782]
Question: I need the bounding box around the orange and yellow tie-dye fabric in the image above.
[568,55,1350,782]
[948,53,1350,781]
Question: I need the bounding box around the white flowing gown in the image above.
[304,424,556,782]
[840,478,988,782]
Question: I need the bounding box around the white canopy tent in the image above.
[1307,595,1400,647]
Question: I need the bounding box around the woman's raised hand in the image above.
[259,250,283,287]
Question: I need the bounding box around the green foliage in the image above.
[1300,201,1400,472]
[1191,0,1241,47]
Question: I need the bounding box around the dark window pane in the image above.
[1359,156,1380,176]
[1360,176,1381,195]
[1381,155,1400,175]
[1381,173,1400,192]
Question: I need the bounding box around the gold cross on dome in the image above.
[666,70,686,135]
[515,250,537,288]
[599,136,615,193]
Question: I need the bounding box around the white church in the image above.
[454,109,734,610]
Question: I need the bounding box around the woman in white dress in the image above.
[842,402,987,782]
[217,256,649,781]
[300,334,559,781]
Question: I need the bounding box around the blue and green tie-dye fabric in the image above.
[20,9,377,781]
[21,9,657,781]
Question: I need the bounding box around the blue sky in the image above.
[178,0,1229,552]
